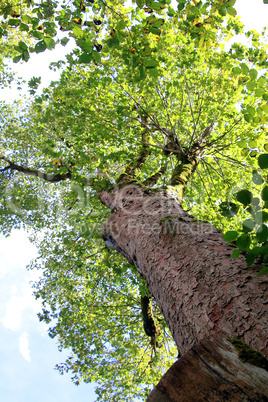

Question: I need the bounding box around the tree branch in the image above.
[0,155,71,182]
[142,163,167,187]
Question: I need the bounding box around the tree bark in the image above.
[99,185,268,396]
[146,331,268,402]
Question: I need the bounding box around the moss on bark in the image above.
[228,337,268,371]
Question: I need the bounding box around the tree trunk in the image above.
[99,185,268,396]
[146,331,268,402]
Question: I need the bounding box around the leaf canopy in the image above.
[0,0,268,400]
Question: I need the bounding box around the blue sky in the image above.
[0,1,267,401]
[0,230,97,401]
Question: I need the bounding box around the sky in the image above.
[0,1,267,402]
[0,230,97,401]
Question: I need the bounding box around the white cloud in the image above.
[19,332,31,362]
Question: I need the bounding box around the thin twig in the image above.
[207,117,242,146]
[183,69,197,137]
[190,89,205,147]
[195,167,214,206]
[211,152,252,168]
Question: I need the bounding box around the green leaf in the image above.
[61,37,69,46]
[219,202,239,218]
[73,25,84,38]
[236,190,253,206]
[8,18,20,26]
[255,88,265,97]
[263,93,268,101]
[218,7,226,16]
[35,40,47,53]
[43,37,55,50]
[130,55,139,68]
[249,150,257,157]
[19,23,29,32]
[245,253,255,266]
[264,144,268,152]
[116,20,126,30]
[257,267,268,277]
[223,231,239,242]
[148,26,161,35]
[246,81,255,91]
[258,76,267,86]
[249,140,257,148]
[253,115,260,124]
[242,219,255,233]
[244,114,251,122]
[252,197,260,207]
[237,140,247,148]
[19,41,27,50]
[249,68,258,80]
[261,186,268,201]
[136,0,145,7]
[258,154,268,169]
[144,58,158,68]
[150,2,166,11]
[152,18,165,28]
[32,30,43,39]
[13,55,21,63]
[262,104,268,114]
[255,211,268,224]
[22,50,30,62]
[232,67,241,76]
[252,171,263,185]
[177,3,185,11]
[139,64,146,80]
[241,148,249,157]
[247,106,255,116]
[92,50,101,63]
[79,52,92,63]
[226,6,237,16]
[148,68,158,77]
[251,246,262,255]
[236,233,251,251]
[231,249,241,259]
[167,6,175,16]
[256,224,268,243]
[240,63,249,74]
[21,15,31,24]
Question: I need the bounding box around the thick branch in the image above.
[117,121,150,187]
[0,155,71,182]
[142,163,167,187]
[168,162,196,199]
[126,123,149,172]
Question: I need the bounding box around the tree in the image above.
[0,0,268,400]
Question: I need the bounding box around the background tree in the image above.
[0,0,268,400]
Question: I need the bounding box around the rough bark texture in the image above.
[146,331,268,402]
[99,186,267,358]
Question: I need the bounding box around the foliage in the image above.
[0,0,244,67]
[0,0,268,400]
[221,151,268,276]
[31,226,175,400]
